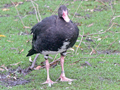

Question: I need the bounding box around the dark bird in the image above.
[27,5,79,85]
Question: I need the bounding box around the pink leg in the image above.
[42,59,57,85]
[56,55,75,82]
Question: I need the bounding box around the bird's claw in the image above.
[42,79,57,87]
[56,76,76,82]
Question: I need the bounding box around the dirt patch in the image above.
[0,66,30,87]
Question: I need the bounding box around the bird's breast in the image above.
[41,41,70,55]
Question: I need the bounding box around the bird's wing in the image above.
[31,15,58,40]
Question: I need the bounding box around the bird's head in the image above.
[58,5,70,22]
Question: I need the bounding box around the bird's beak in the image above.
[62,10,70,22]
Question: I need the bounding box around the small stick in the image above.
[87,22,116,36]
[10,0,25,27]
[53,54,59,61]
[33,1,42,21]
[72,0,83,20]
[42,58,60,68]
[106,38,118,50]
[31,0,40,22]
[52,0,63,15]
[29,54,40,69]
[75,30,84,54]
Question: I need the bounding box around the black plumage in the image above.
[27,15,79,56]
[26,5,79,85]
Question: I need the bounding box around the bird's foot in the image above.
[42,79,57,87]
[56,75,76,82]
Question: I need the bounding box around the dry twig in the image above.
[52,0,63,15]
[72,0,83,20]
[10,0,25,27]
[31,0,40,22]
[33,1,42,21]
[75,29,84,54]
[87,22,116,36]
[106,38,118,50]
[109,15,120,26]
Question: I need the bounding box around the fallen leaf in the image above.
[75,45,82,48]
[0,35,6,37]
[85,61,92,66]
[34,66,42,70]
[10,62,21,66]
[1,64,8,71]
[19,49,24,53]
[7,40,13,42]
[90,48,96,55]
[15,3,19,7]
[97,38,102,41]
[69,48,74,51]
[90,9,94,12]
[87,23,94,27]
[2,8,10,11]
[0,68,4,71]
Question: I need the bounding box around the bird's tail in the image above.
[26,49,37,57]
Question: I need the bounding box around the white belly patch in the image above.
[41,42,70,55]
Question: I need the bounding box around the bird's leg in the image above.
[56,55,75,82]
[42,58,57,85]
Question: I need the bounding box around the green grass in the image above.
[0,0,120,90]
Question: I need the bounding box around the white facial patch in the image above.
[41,42,70,55]
[62,10,70,22]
